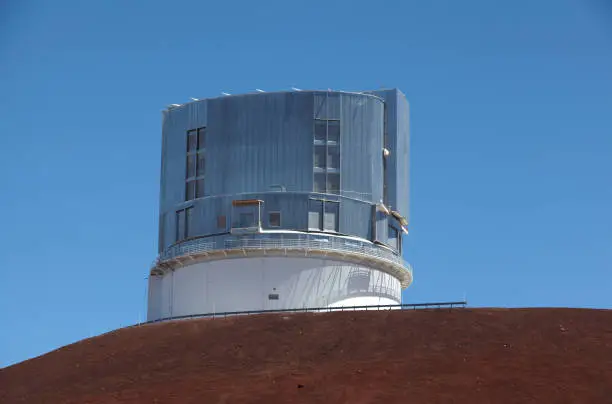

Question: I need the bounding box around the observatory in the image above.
[147,89,412,321]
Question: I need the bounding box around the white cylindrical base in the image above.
[147,256,401,321]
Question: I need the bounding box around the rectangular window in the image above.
[186,206,193,237]
[195,179,205,198]
[187,130,198,152]
[308,199,338,232]
[308,199,323,230]
[312,119,340,194]
[313,173,326,193]
[176,207,193,242]
[176,210,185,242]
[327,145,340,169]
[239,212,255,228]
[197,154,205,176]
[314,120,327,142]
[269,212,281,227]
[197,127,206,150]
[186,127,206,201]
[314,146,326,168]
[185,181,195,201]
[308,211,321,230]
[186,155,196,178]
[388,225,399,250]
[231,199,262,231]
[327,120,340,143]
[324,201,339,232]
[327,173,340,194]
[217,215,227,229]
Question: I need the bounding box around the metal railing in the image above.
[144,301,467,324]
[157,234,412,276]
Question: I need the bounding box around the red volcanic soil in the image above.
[1,308,611,403]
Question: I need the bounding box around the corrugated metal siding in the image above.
[395,90,410,221]
[158,90,401,252]
[314,92,340,120]
[206,92,314,196]
[375,211,388,242]
[339,198,372,240]
[369,89,410,219]
[339,94,384,204]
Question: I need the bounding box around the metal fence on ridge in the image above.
[143,301,468,324]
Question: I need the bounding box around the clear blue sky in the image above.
[1,0,611,367]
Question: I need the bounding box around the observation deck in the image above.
[151,233,413,288]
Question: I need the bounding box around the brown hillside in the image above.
[1,308,611,403]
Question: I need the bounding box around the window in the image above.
[327,145,340,169]
[269,212,281,227]
[314,146,326,168]
[185,127,206,201]
[196,178,205,198]
[313,119,340,194]
[388,225,399,250]
[231,199,262,232]
[327,173,340,194]
[323,202,338,231]
[314,121,327,142]
[239,212,255,228]
[308,199,338,232]
[217,215,227,229]
[308,200,323,230]
[314,173,326,193]
[176,206,193,242]
[327,120,340,143]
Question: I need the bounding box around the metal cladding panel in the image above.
[157,90,405,253]
[369,89,410,220]
[339,198,372,240]
[205,92,314,196]
[314,92,341,119]
[339,93,384,204]
[395,90,410,222]
[375,210,388,242]
[261,192,309,230]
[192,196,231,237]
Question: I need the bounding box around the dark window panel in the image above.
[187,131,197,152]
[327,120,340,143]
[176,210,186,241]
[314,120,326,142]
[327,145,340,169]
[185,207,193,237]
[196,179,205,198]
[314,173,326,193]
[239,212,255,228]
[197,127,206,150]
[197,153,205,176]
[186,155,196,178]
[217,215,226,229]
[314,145,326,168]
[327,173,340,194]
[269,212,281,227]
[186,181,195,201]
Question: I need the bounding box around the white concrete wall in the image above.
[147,257,401,320]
